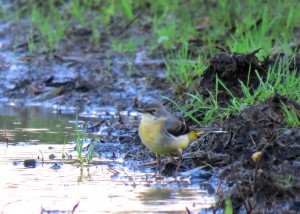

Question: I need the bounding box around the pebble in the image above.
[23,159,38,168]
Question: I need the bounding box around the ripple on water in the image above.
[0,104,215,213]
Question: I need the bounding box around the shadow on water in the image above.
[0,103,215,213]
[0,103,77,144]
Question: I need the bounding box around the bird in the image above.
[138,102,225,178]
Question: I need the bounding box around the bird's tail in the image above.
[194,127,226,137]
[188,127,226,141]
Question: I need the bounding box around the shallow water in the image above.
[0,104,215,213]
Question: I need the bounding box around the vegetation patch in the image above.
[1,0,300,213]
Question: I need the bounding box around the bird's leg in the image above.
[153,154,161,177]
[174,151,183,179]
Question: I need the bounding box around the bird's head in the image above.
[137,102,170,121]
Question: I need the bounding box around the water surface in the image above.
[0,104,214,213]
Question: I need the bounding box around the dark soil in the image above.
[83,50,300,213]
[1,2,300,213]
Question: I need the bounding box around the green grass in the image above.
[111,37,141,53]
[69,0,88,25]
[3,1,300,127]
[159,1,300,127]
[224,198,233,214]
[150,0,198,50]
[282,102,300,127]
[121,0,134,20]
[75,117,98,167]
[75,116,85,167]
[164,43,206,89]
[166,54,300,127]
[226,5,299,60]
[2,1,299,52]
[5,0,298,55]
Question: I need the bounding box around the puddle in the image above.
[0,104,77,144]
[0,104,215,213]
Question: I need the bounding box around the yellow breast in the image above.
[138,115,193,155]
[138,118,164,154]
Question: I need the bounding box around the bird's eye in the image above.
[149,108,157,115]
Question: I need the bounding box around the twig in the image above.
[72,201,80,214]
[119,13,141,35]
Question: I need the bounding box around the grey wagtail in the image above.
[138,102,225,177]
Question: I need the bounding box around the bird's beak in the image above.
[137,108,144,113]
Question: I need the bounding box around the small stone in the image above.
[13,161,21,166]
[282,129,292,136]
[50,163,61,170]
[23,159,38,168]
[251,151,263,162]
[49,154,56,160]
[292,161,300,169]
[190,170,212,183]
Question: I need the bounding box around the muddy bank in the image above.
[83,97,300,213]
[2,42,300,213]
[0,4,171,108]
[68,49,300,213]
[1,35,300,214]
[0,50,171,109]
[1,2,300,213]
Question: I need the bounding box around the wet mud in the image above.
[1,3,300,213]
[63,50,300,213]
[2,45,300,214]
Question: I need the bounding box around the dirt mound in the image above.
[190,95,300,212]
[184,48,300,212]
[118,49,300,212]
[192,49,266,104]
[128,93,300,212]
